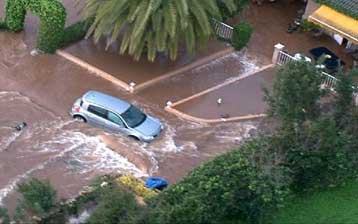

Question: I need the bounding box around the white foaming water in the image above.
[193,51,260,74]
[216,122,257,143]
[0,127,21,152]
[0,128,145,205]
[60,131,146,176]
[0,91,57,118]
[0,132,84,205]
[0,90,146,204]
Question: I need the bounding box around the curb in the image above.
[57,47,235,94]
[56,50,133,92]
[170,64,275,108]
[132,47,235,93]
[165,106,266,124]
[164,64,275,124]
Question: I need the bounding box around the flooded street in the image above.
[0,29,259,212]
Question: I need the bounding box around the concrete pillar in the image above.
[272,43,285,64]
[354,92,358,106]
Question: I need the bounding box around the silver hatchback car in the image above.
[70,91,163,142]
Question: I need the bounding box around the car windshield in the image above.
[120,105,147,128]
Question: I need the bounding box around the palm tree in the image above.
[81,0,237,61]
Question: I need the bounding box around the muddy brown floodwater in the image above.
[0,5,261,214]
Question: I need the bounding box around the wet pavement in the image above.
[236,1,354,68]
[66,39,231,85]
[138,50,264,106]
[174,67,276,119]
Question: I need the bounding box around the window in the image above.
[107,111,124,127]
[87,105,107,119]
[120,105,146,128]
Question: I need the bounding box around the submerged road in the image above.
[0,29,259,212]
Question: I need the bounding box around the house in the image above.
[303,0,358,51]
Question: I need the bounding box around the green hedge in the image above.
[61,18,94,48]
[232,22,253,51]
[146,138,290,224]
[0,207,10,224]
[4,0,66,53]
[0,20,7,29]
[2,0,91,53]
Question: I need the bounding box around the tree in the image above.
[333,69,355,127]
[87,185,140,224]
[16,178,57,216]
[0,207,10,224]
[81,0,239,61]
[145,138,289,224]
[264,60,324,126]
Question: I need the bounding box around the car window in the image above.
[107,111,125,127]
[88,105,107,119]
[121,105,147,128]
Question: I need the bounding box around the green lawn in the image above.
[268,181,358,224]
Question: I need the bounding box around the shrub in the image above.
[218,0,250,21]
[264,60,324,126]
[273,116,358,192]
[4,0,66,53]
[300,19,320,32]
[0,21,7,29]
[117,175,157,200]
[17,178,57,216]
[87,185,140,224]
[145,138,290,224]
[61,18,93,48]
[231,22,253,51]
[333,69,356,127]
[0,207,10,224]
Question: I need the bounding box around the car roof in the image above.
[82,91,131,114]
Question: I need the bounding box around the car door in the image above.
[86,104,108,128]
[105,111,129,134]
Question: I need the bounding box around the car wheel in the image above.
[73,115,87,123]
[128,135,140,141]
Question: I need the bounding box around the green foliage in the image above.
[299,19,320,32]
[17,178,57,216]
[4,0,25,32]
[333,70,355,127]
[0,20,7,29]
[274,117,357,192]
[4,0,67,53]
[145,138,290,224]
[218,0,250,21]
[231,22,253,50]
[61,18,94,48]
[267,181,358,224]
[265,63,358,193]
[0,207,10,224]
[265,60,324,126]
[82,0,245,61]
[87,185,140,224]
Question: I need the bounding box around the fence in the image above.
[276,51,296,65]
[275,50,339,90]
[212,19,233,40]
[321,72,338,90]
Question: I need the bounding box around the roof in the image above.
[316,0,358,19]
[308,5,358,44]
[83,91,130,114]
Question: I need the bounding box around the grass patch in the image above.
[268,181,358,224]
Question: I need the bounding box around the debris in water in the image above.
[14,122,27,131]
